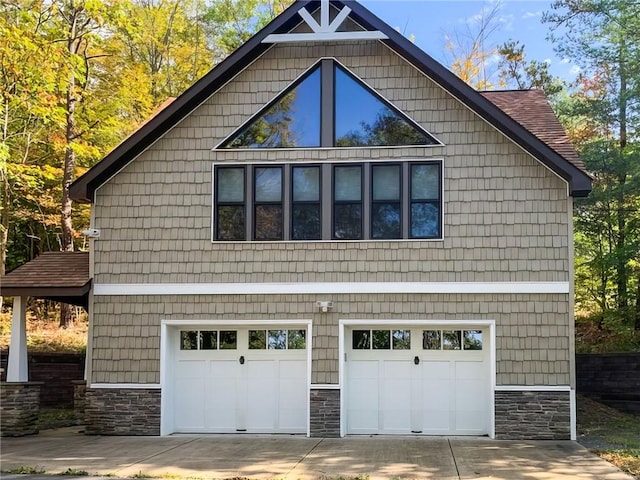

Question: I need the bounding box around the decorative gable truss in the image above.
[217,59,441,149]
[263,0,387,43]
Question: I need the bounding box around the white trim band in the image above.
[90,383,161,389]
[495,385,571,392]
[94,282,569,296]
[311,384,340,390]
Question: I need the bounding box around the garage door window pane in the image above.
[268,330,287,350]
[180,331,198,350]
[288,330,306,349]
[372,330,390,349]
[392,330,411,350]
[464,330,483,350]
[422,330,441,350]
[443,331,461,350]
[249,330,266,349]
[200,331,217,350]
[353,330,370,349]
[219,331,237,350]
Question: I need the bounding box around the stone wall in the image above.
[0,351,85,407]
[84,388,160,435]
[0,382,43,436]
[310,389,340,437]
[576,353,640,412]
[494,390,570,440]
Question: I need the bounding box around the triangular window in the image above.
[334,65,437,147]
[221,66,321,148]
[219,60,439,149]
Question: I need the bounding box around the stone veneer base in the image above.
[85,388,160,435]
[310,388,340,437]
[0,382,43,437]
[495,390,571,440]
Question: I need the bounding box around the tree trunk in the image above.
[60,2,78,328]
[615,42,628,310]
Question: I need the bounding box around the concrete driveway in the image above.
[0,427,633,480]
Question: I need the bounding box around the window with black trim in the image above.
[213,161,442,241]
[219,59,439,149]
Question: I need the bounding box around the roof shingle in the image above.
[481,89,586,173]
[1,252,89,289]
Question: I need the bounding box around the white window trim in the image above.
[338,319,496,438]
[160,318,312,436]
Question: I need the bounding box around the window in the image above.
[221,66,321,148]
[352,329,411,350]
[254,166,283,240]
[248,329,306,350]
[371,164,401,239]
[180,330,237,350]
[215,167,245,241]
[213,161,442,241]
[333,165,362,239]
[422,329,483,351]
[292,166,321,240]
[220,60,439,149]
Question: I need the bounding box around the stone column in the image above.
[0,382,43,436]
[7,296,28,382]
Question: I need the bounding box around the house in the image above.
[63,0,592,438]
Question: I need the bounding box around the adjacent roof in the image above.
[481,90,585,172]
[70,0,591,202]
[0,252,90,309]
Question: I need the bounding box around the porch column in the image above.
[7,295,28,382]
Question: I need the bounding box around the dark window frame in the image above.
[217,59,440,150]
[370,162,402,239]
[212,160,443,242]
[215,166,246,241]
[332,163,364,240]
[253,165,284,241]
[290,164,323,240]
[410,162,443,239]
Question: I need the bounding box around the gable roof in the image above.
[70,0,591,202]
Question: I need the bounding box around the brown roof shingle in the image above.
[1,252,89,291]
[481,89,586,173]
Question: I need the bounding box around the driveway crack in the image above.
[448,438,461,479]
[112,437,200,475]
[284,438,324,478]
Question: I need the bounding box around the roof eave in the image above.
[69,0,318,204]
[343,1,592,197]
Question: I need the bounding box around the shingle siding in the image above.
[90,41,572,393]
[91,293,570,386]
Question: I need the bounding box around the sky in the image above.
[358,0,579,84]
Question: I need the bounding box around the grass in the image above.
[6,465,46,474]
[58,468,89,476]
[39,408,80,429]
[0,310,87,354]
[577,394,640,478]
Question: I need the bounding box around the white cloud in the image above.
[544,58,552,65]
[570,65,581,75]
[522,10,542,19]
[561,58,571,64]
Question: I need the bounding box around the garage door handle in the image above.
[239,355,245,365]
[414,356,420,365]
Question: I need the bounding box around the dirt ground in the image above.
[577,394,640,479]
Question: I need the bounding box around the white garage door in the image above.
[346,326,490,435]
[173,327,307,433]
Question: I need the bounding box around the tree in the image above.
[443,1,503,90]
[545,0,640,328]
[497,40,564,97]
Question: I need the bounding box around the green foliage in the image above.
[6,465,46,474]
[497,40,565,96]
[58,468,89,476]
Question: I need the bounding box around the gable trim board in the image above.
[69,0,590,203]
[93,282,570,296]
